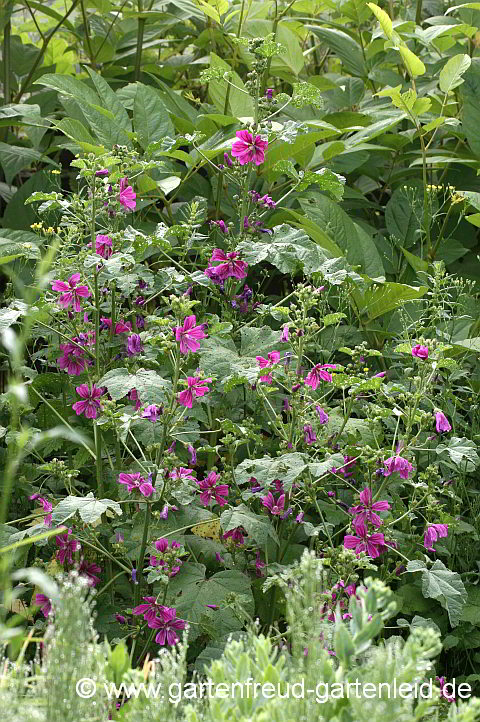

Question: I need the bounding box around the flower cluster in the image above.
[149,538,183,577]
[344,487,390,559]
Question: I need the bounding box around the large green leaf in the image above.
[133,83,175,149]
[50,493,122,525]
[34,73,132,148]
[208,52,254,118]
[351,282,427,322]
[461,58,480,157]
[98,368,172,404]
[439,53,471,93]
[165,563,254,642]
[407,560,467,628]
[236,224,331,275]
[0,143,59,185]
[298,196,385,280]
[436,436,480,471]
[84,67,131,132]
[221,504,280,545]
[306,26,367,76]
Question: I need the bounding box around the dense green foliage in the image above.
[2,1,480,719]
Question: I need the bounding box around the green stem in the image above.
[429,202,454,262]
[2,20,11,106]
[133,502,151,607]
[97,571,127,598]
[94,424,104,498]
[134,17,146,81]
[14,0,80,102]
[80,0,95,64]
[415,0,423,25]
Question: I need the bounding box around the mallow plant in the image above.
[2,554,480,722]
[1,26,480,707]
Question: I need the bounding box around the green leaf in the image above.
[236,224,331,275]
[84,67,131,132]
[367,3,393,39]
[439,53,472,93]
[208,52,254,118]
[133,83,175,150]
[408,560,467,628]
[461,59,480,157]
[50,493,122,525]
[235,454,308,490]
[240,326,284,357]
[221,504,280,546]
[98,368,172,405]
[0,143,59,185]
[351,282,428,322]
[398,46,426,78]
[307,26,366,77]
[165,563,254,642]
[298,196,385,280]
[52,118,105,154]
[436,437,480,472]
[335,622,355,665]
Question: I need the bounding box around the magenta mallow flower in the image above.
[127,333,143,356]
[205,251,248,285]
[262,491,285,515]
[197,471,229,507]
[95,234,113,259]
[304,363,337,389]
[57,342,88,376]
[148,606,187,646]
[343,521,385,559]
[132,596,167,623]
[256,351,280,384]
[303,424,316,445]
[435,411,451,433]
[280,326,289,342]
[100,317,132,334]
[78,559,102,587]
[142,404,161,422]
[159,504,177,519]
[169,467,196,482]
[56,528,81,565]
[51,273,91,312]
[383,455,413,480]
[424,524,448,551]
[72,384,104,419]
[117,472,155,497]
[436,677,456,702]
[188,444,197,466]
[174,315,207,354]
[350,488,390,529]
[222,527,246,545]
[316,406,329,424]
[118,177,136,210]
[211,220,228,233]
[412,344,428,359]
[231,129,268,165]
[30,493,53,527]
[177,376,212,409]
[35,593,52,618]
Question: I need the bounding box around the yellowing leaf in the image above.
[399,46,426,77]
[367,3,393,39]
[191,519,222,541]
